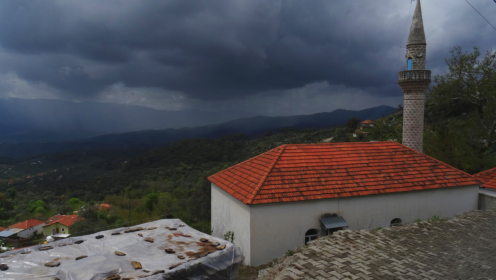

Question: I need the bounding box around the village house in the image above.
[99,203,111,211]
[43,215,81,237]
[0,227,5,232]
[5,219,44,239]
[360,120,375,129]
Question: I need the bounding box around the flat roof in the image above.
[0,219,243,279]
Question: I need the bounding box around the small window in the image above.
[61,228,65,233]
[407,58,412,70]
[305,229,319,244]
[390,218,403,227]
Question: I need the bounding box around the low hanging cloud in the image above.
[0,0,494,115]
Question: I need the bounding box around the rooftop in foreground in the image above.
[0,219,243,279]
[259,209,496,280]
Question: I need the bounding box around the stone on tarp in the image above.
[111,232,122,235]
[124,227,143,233]
[0,264,8,271]
[152,270,165,275]
[200,238,208,242]
[169,263,182,269]
[104,274,121,280]
[217,244,226,250]
[131,261,142,269]
[95,235,104,239]
[148,227,157,230]
[115,251,126,256]
[75,240,84,244]
[165,248,175,254]
[76,255,87,260]
[145,237,154,243]
[138,233,143,237]
[39,246,53,251]
[45,261,60,267]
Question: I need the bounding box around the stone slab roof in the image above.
[259,210,496,280]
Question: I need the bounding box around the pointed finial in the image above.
[407,0,426,45]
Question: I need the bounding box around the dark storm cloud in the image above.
[0,0,494,105]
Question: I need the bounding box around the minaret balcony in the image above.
[398,70,431,82]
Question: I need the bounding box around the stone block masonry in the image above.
[259,209,496,280]
[402,96,425,153]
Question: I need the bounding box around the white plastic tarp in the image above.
[0,219,243,280]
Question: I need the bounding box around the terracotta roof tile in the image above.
[474,167,496,189]
[208,142,483,205]
[0,227,6,232]
[9,219,44,230]
[44,215,82,227]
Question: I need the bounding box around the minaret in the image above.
[398,0,431,153]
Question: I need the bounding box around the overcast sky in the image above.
[0,0,494,116]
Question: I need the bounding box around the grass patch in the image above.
[428,215,448,222]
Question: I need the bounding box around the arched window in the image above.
[390,218,403,227]
[407,58,413,70]
[61,228,65,233]
[305,229,319,244]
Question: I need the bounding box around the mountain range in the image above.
[0,98,255,143]
[0,99,395,158]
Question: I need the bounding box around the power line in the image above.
[464,0,496,32]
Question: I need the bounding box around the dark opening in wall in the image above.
[390,218,403,227]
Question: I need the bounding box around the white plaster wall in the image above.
[479,190,496,210]
[211,184,251,264]
[249,185,479,265]
[16,224,44,239]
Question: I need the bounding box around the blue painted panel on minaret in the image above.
[408,58,412,70]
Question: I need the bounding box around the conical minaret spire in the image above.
[398,0,431,153]
[407,0,426,46]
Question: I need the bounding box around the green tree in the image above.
[427,46,496,154]
[27,200,46,213]
[346,117,361,133]
[144,193,159,212]
[68,198,83,210]
[332,128,349,142]
[7,188,16,200]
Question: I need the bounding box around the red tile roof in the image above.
[474,167,496,189]
[208,142,483,205]
[9,219,44,230]
[0,227,6,232]
[99,203,111,210]
[44,215,82,227]
[362,120,374,124]
[483,179,496,189]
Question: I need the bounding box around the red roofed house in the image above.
[8,219,45,239]
[99,203,111,211]
[474,167,496,210]
[43,215,82,236]
[361,120,375,129]
[0,227,6,232]
[208,142,482,265]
